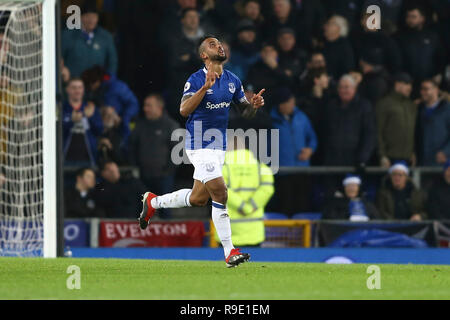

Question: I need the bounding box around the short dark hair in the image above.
[421,78,439,88]
[67,77,84,86]
[81,65,106,89]
[406,5,426,17]
[308,50,324,61]
[75,167,94,179]
[197,34,219,56]
[181,7,198,19]
[81,3,98,15]
[306,67,328,90]
[144,93,165,106]
[99,160,116,172]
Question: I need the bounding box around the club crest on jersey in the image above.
[205,163,215,172]
[228,82,235,94]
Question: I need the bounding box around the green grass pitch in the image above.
[0,257,449,299]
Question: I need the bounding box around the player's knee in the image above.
[212,188,227,205]
[189,195,208,207]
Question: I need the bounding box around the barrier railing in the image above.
[208,219,314,248]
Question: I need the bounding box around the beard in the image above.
[210,53,227,62]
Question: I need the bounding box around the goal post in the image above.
[0,0,58,257]
[42,0,57,258]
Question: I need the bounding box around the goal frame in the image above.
[42,0,57,258]
[3,0,59,257]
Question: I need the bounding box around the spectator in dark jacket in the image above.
[276,28,307,86]
[271,88,317,167]
[63,78,103,167]
[61,4,117,77]
[297,67,331,165]
[94,161,146,219]
[98,106,126,165]
[246,43,291,108]
[323,174,379,221]
[297,67,331,131]
[322,15,355,80]
[396,6,446,86]
[427,160,450,220]
[416,79,450,166]
[129,94,180,193]
[323,75,376,166]
[376,162,427,220]
[352,12,402,74]
[298,51,328,95]
[357,56,391,105]
[65,168,104,218]
[82,66,139,146]
[376,73,417,168]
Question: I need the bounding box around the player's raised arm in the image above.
[180,62,219,117]
[236,88,266,119]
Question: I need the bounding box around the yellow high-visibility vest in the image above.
[214,148,274,246]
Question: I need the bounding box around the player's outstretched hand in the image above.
[251,89,265,109]
[203,62,219,90]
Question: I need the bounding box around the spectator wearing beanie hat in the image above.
[426,160,450,220]
[323,174,379,221]
[376,161,427,220]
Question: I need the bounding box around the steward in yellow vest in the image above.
[215,147,274,246]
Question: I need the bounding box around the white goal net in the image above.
[0,0,56,257]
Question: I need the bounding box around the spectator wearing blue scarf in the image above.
[323,174,379,220]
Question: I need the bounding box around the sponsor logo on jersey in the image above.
[206,101,231,109]
[184,82,191,92]
[206,89,213,94]
[228,82,235,94]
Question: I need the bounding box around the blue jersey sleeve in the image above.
[232,76,246,105]
[183,74,203,97]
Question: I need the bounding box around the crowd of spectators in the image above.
[59,0,450,220]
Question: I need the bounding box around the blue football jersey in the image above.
[183,67,246,150]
